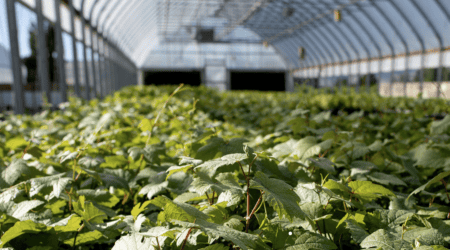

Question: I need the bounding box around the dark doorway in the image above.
[230,71,285,91]
[144,71,202,86]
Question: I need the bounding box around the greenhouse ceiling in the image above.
[6,0,449,70]
[64,0,450,68]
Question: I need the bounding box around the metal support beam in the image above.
[89,0,100,98]
[6,0,25,113]
[54,0,67,103]
[410,0,443,98]
[36,0,52,105]
[80,0,90,100]
[69,0,81,98]
[216,0,267,41]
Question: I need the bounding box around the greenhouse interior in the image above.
[0,0,449,112]
[3,1,450,249]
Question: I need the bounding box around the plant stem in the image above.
[440,179,450,219]
[238,162,247,180]
[146,84,184,146]
[205,192,212,205]
[180,227,193,250]
[156,237,161,250]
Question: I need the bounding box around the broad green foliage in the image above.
[0,85,449,249]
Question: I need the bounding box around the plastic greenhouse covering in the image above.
[1,0,450,113]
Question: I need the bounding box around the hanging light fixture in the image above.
[334,9,342,22]
[282,0,295,17]
[298,47,305,60]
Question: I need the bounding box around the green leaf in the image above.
[307,158,336,174]
[360,229,412,250]
[345,219,369,244]
[250,171,306,222]
[73,196,108,225]
[100,155,128,169]
[63,230,104,246]
[402,228,445,246]
[131,201,153,221]
[195,137,248,161]
[407,171,450,201]
[9,200,44,219]
[286,229,337,250]
[138,118,152,132]
[2,159,30,186]
[5,137,28,150]
[195,153,248,177]
[0,220,49,247]
[29,173,71,198]
[430,115,450,135]
[367,172,407,186]
[166,165,192,180]
[199,244,229,250]
[173,219,269,250]
[348,181,396,202]
[150,196,208,223]
[53,215,83,232]
[139,181,169,199]
[112,233,159,250]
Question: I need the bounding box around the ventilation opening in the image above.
[144,71,202,86]
[230,71,286,91]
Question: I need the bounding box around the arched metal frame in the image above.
[4,0,450,113]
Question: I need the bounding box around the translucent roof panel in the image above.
[62,0,450,70]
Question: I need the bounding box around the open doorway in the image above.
[230,71,285,91]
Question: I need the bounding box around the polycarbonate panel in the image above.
[374,1,422,52]
[73,0,82,11]
[91,0,107,26]
[74,17,83,40]
[85,25,91,46]
[21,0,35,8]
[60,4,71,32]
[83,0,96,19]
[42,0,56,22]
[414,0,450,48]
[0,0,13,88]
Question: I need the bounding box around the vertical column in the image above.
[54,0,67,103]
[97,36,104,97]
[137,69,144,86]
[81,20,90,100]
[90,30,98,98]
[285,71,294,92]
[69,0,81,97]
[419,52,424,96]
[36,0,51,105]
[6,0,25,114]
[436,49,443,98]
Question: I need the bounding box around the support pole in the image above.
[6,0,25,114]
[54,0,67,103]
[36,0,52,106]
[69,0,81,98]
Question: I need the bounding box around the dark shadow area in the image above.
[144,71,202,86]
[230,72,285,91]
